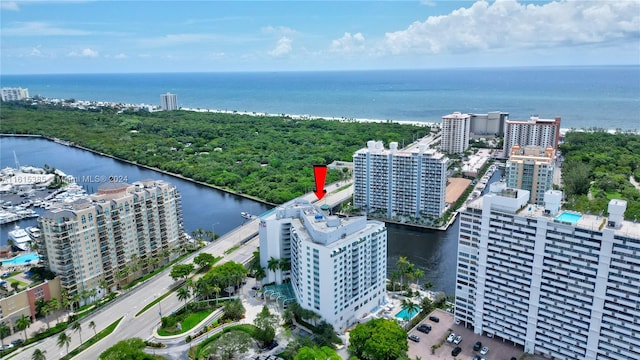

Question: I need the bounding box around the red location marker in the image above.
[313,164,328,200]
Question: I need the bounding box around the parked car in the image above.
[451,346,462,356]
[251,285,260,290]
[0,344,13,350]
[446,333,456,343]
[264,341,279,351]
[453,335,462,344]
[473,341,482,351]
[408,334,420,342]
[11,339,23,346]
[428,315,440,322]
[480,346,489,355]
[417,324,431,333]
[473,356,482,360]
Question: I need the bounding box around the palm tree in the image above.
[177,286,191,308]
[88,320,96,337]
[88,288,97,304]
[57,332,71,356]
[194,280,211,300]
[204,230,214,242]
[212,285,221,304]
[80,289,91,307]
[16,314,31,341]
[99,279,109,295]
[71,321,82,344]
[0,322,10,350]
[40,302,51,330]
[71,293,81,314]
[267,257,279,283]
[31,348,47,360]
[401,299,420,321]
[397,256,410,287]
[389,270,400,292]
[254,267,266,286]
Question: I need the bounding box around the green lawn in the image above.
[157,309,215,336]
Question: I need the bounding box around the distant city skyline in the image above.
[1,1,639,75]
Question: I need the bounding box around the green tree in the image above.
[40,301,51,330]
[254,266,267,286]
[99,338,151,360]
[0,322,10,350]
[177,286,191,308]
[400,299,420,321]
[16,314,31,341]
[71,321,83,344]
[89,320,97,337]
[210,330,252,360]
[267,257,279,283]
[193,253,217,269]
[563,160,592,196]
[253,306,279,346]
[222,299,245,321]
[348,318,408,360]
[31,348,47,360]
[57,332,71,356]
[170,263,194,281]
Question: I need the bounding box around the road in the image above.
[8,181,353,359]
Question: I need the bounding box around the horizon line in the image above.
[2,64,638,77]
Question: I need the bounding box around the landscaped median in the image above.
[59,316,123,360]
[153,307,224,339]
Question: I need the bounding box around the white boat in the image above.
[25,226,41,240]
[8,225,31,251]
[241,212,252,219]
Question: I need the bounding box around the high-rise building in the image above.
[503,116,561,157]
[469,111,509,137]
[505,145,555,205]
[160,92,178,111]
[259,200,387,332]
[441,112,471,154]
[455,184,640,360]
[1,87,29,102]
[39,180,184,297]
[353,140,448,218]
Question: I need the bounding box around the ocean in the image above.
[1,66,639,130]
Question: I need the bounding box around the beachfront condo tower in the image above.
[353,140,448,219]
[160,92,178,111]
[469,111,509,138]
[441,112,471,154]
[503,116,561,157]
[258,200,387,332]
[1,87,29,102]
[39,180,184,298]
[455,183,640,360]
[505,145,555,205]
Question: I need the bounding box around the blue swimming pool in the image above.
[2,253,39,266]
[395,307,421,321]
[555,212,582,224]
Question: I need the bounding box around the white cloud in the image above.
[0,1,19,11]
[3,21,92,36]
[68,48,99,58]
[330,32,366,53]
[30,47,43,57]
[269,36,292,57]
[262,26,297,36]
[114,53,127,59]
[383,0,640,55]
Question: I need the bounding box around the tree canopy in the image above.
[1,103,428,203]
[348,318,408,360]
[560,131,640,220]
[99,338,165,360]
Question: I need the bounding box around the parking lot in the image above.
[407,309,526,360]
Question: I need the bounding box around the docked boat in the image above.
[25,226,41,240]
[241,212,252,219]
[8,225,31,251]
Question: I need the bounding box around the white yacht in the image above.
[8,225,31,251]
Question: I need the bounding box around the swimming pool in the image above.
[555,211,582,224]
[1,253,39,266]
[395,307,421,321]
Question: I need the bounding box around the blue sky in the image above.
[1,0,639,74]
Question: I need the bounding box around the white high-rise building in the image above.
[39,180,184,296]
[1,87,29,102]
[469,111,509,137]
[503,116,561,157]
[455,185,640,360]
[259,200,387,332]
[441,112,471,154]
[505,145,555,205]
[353,140,448,218]
[160,92,178,111]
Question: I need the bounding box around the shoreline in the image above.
[0,134,277,208]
